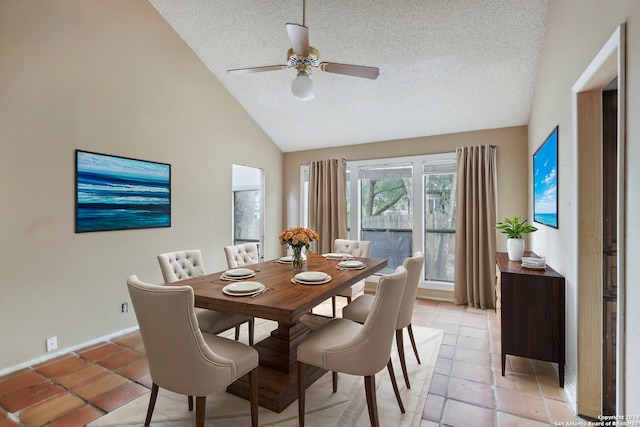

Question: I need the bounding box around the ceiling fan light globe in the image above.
[291,73,314,100]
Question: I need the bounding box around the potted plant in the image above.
[496,216,537,261]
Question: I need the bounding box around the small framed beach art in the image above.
[75,150,171,233]
[533,126,558,228]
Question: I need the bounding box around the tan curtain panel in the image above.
[308,159,347,254]
[454,145,497,309]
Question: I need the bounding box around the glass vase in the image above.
[291,246,304,272]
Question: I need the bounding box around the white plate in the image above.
[338,260,365,269]
[223,268,254,277]
[522,264,546,270]
[278,255,307,263]
[223,281,265,296]
[322,253,352,260]
[293,275,332,285]
[295,271,328,282]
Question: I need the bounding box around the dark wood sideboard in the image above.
[496,251,565,387]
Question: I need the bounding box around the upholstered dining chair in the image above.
[126,275,259,427]
[297,266,408,427]
[331,238,371,317]
[157,250,254,345]
[342,252,425,389]
[224,243,260,268]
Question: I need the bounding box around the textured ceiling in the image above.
[149,0,548,152]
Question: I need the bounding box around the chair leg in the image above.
[195,396,206,427]
[331,296,337,318]
[188,395,193,410]
[396,329,410,389]
[298,362,306,427]
[248,319,255,346]
[332,371,338,393]
[407,323,421,364]
[364,375,380,427]
[234,325,241,341]
[145,383,159,427]
[387,359,405,413]
[249,368,258,427]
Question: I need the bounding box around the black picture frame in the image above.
[533,126,558,228]
[75,150,171,233]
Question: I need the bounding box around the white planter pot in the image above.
[507,238,525,261]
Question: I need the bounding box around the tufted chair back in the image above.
[330,239,371,317]
[156,249,255,345]
[333,239,371,258]
[224,243,260,268]
[157,250,205,283]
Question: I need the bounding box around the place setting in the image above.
[277,254,307,264]
[222,281,267,297]
[336,259,366,271]
[322,252,355,261]
[291,271,332,285]
[220,267,256,281]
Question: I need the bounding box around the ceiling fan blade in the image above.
[319,62,380,79]
[227,65,288,75]
[286,23,310,57]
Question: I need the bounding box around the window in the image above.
[423,161,457,282]
[302,153,456,288]
[232,164,264,254]
[357,162,413,275]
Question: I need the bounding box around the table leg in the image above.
[253,320,312,372]
[227,318,326,413]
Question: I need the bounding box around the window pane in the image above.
[423,169,456,282]
[360,163,413,274]
[233,190,260,244]
[232,164,262,248]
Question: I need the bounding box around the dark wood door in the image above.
[602,88,617,415]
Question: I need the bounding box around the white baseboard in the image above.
[0,326,140,377]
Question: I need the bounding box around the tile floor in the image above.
[0,298,580,426]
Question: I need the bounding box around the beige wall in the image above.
[527,0,640,414]
[282,126,530,252]
[4,1,639,416]
[0,0,283,371]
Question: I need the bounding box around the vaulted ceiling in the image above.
[149,0,548,152]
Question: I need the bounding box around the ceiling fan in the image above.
[227,0,379,101]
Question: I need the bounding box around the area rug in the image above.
[89,321,442,427]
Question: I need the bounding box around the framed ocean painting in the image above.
[75,150,171,233]
[533,126,558,228]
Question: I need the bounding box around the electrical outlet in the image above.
[46,336,57,352]
[121,302,128,313]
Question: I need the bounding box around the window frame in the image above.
[301,153,456,291]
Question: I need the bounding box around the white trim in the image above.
[616,24,627,416]
[0,326,139,377]
[422,281,455,292]
[572,23,626,416]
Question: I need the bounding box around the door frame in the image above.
[572,24,626,418]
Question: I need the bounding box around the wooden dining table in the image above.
[168,253,387,413]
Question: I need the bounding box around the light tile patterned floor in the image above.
[0,297,580,426]
[415,299,581,426]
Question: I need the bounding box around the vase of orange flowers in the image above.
[279,226,319,272]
